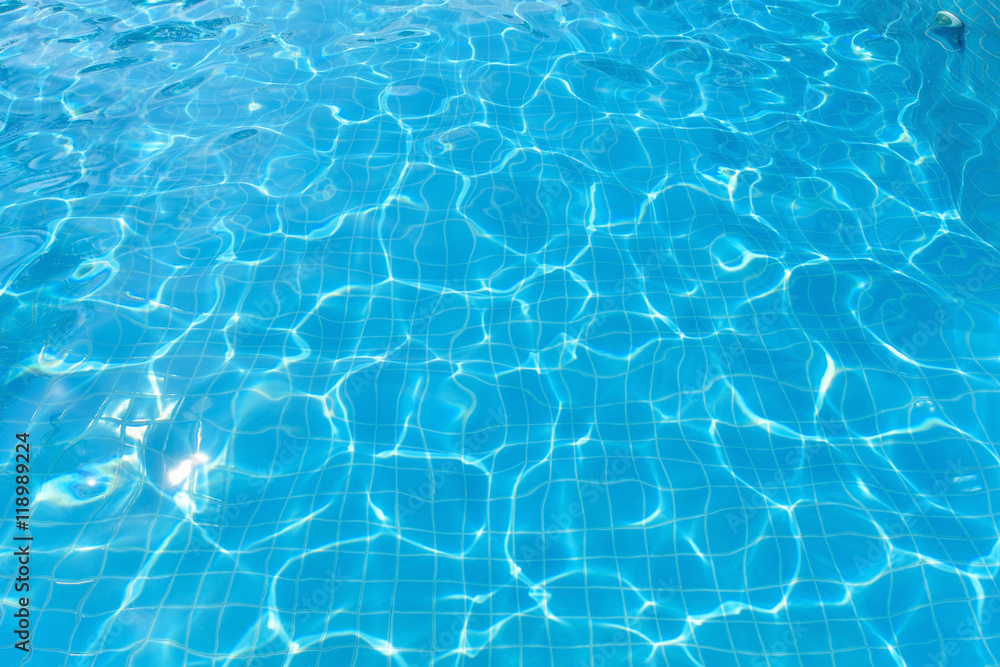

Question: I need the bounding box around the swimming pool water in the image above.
[2,0,1000,664]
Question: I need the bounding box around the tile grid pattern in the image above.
[0,0,999,665]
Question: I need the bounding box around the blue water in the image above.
[2,0,1000,664]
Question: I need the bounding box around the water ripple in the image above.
[2,0,999,664]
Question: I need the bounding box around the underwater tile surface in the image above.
[1,0,999,665]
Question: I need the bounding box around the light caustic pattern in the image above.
[1,0,999,664]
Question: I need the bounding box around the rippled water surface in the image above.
[2,0,1000,664]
